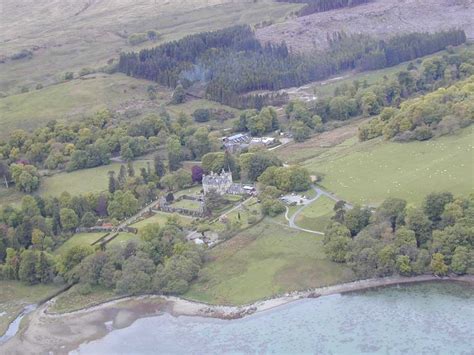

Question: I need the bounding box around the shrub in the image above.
[193,108,211,122]
[128,33,148,45]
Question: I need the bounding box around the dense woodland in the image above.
[0,109,226,192]
[281,48,474,142]
[277,0,370,16]
[324,192,474,277]
[359,76,474,142]
[118,24,466,108]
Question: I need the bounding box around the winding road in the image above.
[284,185,351,235]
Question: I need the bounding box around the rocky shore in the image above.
[1,275,472,354]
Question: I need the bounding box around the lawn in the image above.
[0,281,63,336]
[304,126,474,206]
[172,199,202,211]
[38,159,151,197]
[54,233,105,255]
[186,219,355,305]
[107,233,141,247]
[295,196,335,232]
[131,212,194,230]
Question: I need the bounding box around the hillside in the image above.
[256,0,474,52]
[0,0,299,94]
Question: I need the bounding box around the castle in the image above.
[202,170,233,195]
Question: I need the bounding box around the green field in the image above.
[54,233,105,255]
[295,196,335,232]
[172,199,202,210]
[107,233,141,247]
[38,160,151,197]
[186,219,355,305]
[0,281,62,336]
[131,212,194,230]
[304,126,474,206]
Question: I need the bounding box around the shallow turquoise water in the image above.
[75,282,474,355]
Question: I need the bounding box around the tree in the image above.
[127,161,135,177]
[423,192,454,223]
[31,229,45,250]
[451,246,470,275]
[204,190,225,213]
[171,84,186,104]
[261,198,285,217]
[60,208,79,232]
[405,208,432,247]
[174,169,192,189]
[9,164,40,193]
[323,222,352,262]
[81,212,97,228]
[108,171,116,194]
[153,154,166,177]
[376,198,407,231]
[344,205,371,236]
[191,165,204,183]
[430,253,448,276]
[202,152,225,174]
[291,121,311,142]
[61,245,93,276]
[21,195,40,218]
[396,255,412,276]
[167,136,183,171]
[18,250,38,284]
[193,108,211,122]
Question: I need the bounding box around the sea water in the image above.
[74,282,474,354]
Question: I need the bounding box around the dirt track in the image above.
[256,0,474,52]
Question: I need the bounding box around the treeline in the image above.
[323,192,474,277]
[0,158,204,295]
[276,0,370,16]
[118,23,466,108]
[0,109,223,192]
[359,76,474,142]
[283,47,473,142]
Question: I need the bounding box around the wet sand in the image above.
[1,274,472,354]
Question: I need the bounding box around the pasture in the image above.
[305,127,474,206]
[186,219,355,305]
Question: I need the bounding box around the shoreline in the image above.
[1,275,473,354]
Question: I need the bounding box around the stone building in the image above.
[202,170,233,195]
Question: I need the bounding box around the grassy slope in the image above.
[186,219,355,305]
[0,74,170,138]
[0,281,62,336]
[305,126,474,206]
[54,233,106,255]
[295,195,335,232]
[0,0,299,93]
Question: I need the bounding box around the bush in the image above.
[64,72,74,80]
[193,108,211,122]
[128,33,148,45]
[414,126,433,141]
[11,49,32,60]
